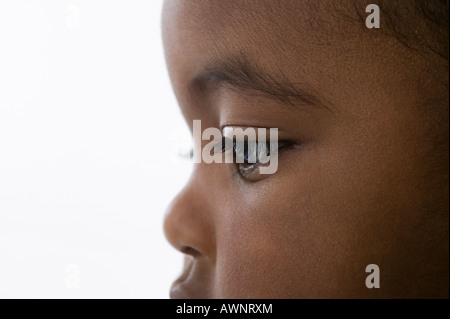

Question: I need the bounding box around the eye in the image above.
[233,140,267,178]
[221,138,287,182]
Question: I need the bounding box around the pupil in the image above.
[243,142,250,164]
[232,140,252,164]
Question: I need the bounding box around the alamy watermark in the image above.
[366,4,381,29]
[65,264,81,289]
[365,264,380,288]
[191,120,279,175]
[66,4,81,31]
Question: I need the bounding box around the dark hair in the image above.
[385,0,449,60]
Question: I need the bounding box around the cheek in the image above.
[211,143,410,298]
[211,104,437,298]
[213,202,311,298]
[212,166,363,298]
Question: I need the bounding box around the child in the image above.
[162,0,449,298]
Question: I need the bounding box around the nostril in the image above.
[180,245,201,258]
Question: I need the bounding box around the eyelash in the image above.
[216,137,289,180]
[182,138,293,181]
[218,136,267,160]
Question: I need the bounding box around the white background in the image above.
[0,0,192,298]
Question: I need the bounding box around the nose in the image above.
[163,175,216,259]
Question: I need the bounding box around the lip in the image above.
[170,257,196,299]
[170,281,193,299]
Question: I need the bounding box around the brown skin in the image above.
[162,0,449,298]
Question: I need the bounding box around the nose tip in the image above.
[163,199,201,257]
[163,182,215,259]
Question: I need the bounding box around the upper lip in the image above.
[170,257,197,299]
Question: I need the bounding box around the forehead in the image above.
[162,0,363,60]
[161,0,427,122]
[162,0,380,96]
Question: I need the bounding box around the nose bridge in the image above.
[163,169,216,259]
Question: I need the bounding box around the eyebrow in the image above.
[191,54,329,109]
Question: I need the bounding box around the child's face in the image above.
[162,0,448,298]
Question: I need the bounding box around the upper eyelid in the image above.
[210,138,275,156]
[222,126,279,141]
